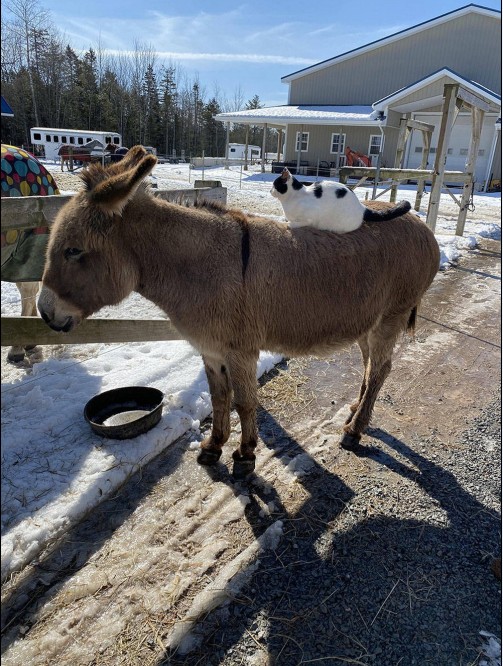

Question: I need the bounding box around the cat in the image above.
[271,167,411,233]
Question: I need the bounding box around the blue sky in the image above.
[19,1,503,107]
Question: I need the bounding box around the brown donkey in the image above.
[38,146,440,478]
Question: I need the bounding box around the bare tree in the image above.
[4,0,51,125]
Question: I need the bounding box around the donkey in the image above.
[38,146,440,478]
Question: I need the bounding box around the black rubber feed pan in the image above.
[84,386,164,439]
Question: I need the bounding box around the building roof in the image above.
[282,5,501,84]
[214,105,380,127]
[1,96,14,117]
[372,67,501,113]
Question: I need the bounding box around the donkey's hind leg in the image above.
[197,354,232,466]
[341,312,408,449]
[345,334,370,425]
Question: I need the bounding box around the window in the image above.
[78,138,84,145]
[295,132,309,152]
[330,133,346,154]
[105,136,111,144]
[368,135,382,156]
[69,137,75,144]
[46,135,51,142]
[61,136,67,143]
[113,137,120,145]
[33,133,41,140]
[478,149,485,156]
[459,148,468,156]
[429,147,436,153]
[53,135,58,142]
[86,138,92,143]
[230,148,236,153]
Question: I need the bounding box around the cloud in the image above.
[104,50,315,66]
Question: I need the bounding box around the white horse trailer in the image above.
[227,143,261,161]
[30,128,122,161]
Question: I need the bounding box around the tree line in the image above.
[1,0,277,157]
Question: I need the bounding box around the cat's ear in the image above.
[281,167,291,181]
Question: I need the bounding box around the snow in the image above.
[215,104,376,124]
[1,161,501,585]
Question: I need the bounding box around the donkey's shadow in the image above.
[165,408,501,666]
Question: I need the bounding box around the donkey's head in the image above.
[270,167,304,200]
[38,146,157,332]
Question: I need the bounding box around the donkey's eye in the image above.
[64,248,84,260]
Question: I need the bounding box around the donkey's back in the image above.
[236,204,439,356]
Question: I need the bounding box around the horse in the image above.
[38,146,440,479]
[59,141,113,171]
[7,282,40,362]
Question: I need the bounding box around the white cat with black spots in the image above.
[271,167,410,233]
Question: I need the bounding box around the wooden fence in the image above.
[338,166,472,233]
[1,186,227,349]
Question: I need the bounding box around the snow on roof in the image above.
[282,5,501,83]
[214,105,379,126]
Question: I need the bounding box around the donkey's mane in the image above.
[180,196,254,226]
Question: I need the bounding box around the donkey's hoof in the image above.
[232,457,256,479]
[197,448,222,466]
[7,352,25,363]
[340,432,361,450]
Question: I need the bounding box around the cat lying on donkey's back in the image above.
[271,167,411,233]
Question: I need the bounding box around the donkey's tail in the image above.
[363,199,411,222]
[406,306,418,336]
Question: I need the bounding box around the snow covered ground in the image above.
[1,161,501,583]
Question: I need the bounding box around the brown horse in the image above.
[38,146,440,478]
[58,141,114,171]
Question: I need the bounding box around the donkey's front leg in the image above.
[227,352,259,479]
[197,354,232,466]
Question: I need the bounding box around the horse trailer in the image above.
[30,128,122,161]
[227,143,261,161]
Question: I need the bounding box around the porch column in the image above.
[276,128,283,161]
[244,125,249,171]
[224,122,230,170]
[261,123,267,173]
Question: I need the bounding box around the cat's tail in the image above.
[363,199,411,222]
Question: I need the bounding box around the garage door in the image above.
[405,113,498,183]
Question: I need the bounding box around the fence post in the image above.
[427,84,460,231]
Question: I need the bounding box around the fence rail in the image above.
[1,186,226,349]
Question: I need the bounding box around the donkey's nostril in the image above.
[38,307,51,324]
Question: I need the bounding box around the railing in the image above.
[1,185,227,349]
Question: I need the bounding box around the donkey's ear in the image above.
[88,155,157,215]
[107,145,150,175]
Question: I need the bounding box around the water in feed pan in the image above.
[84,386,164,439]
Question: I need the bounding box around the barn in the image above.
[215,4,501,188]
